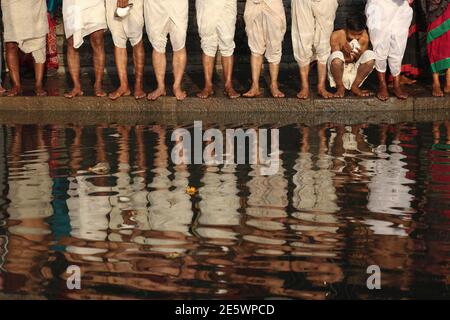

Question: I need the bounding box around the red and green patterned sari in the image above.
[423,0,450,73]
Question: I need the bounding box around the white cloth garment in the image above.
[327,50,376,90]
[366,0,413,76]
[63,0,107,49]
[1,0,49,63]
[244,0,287,64]
[196,0,237,57]
[291,0,339,67]
[106,0,144,48]
[144,0,189,53]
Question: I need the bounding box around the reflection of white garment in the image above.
[197,166,240,239]
[67,175,111,241]
[327,50,376,90]
[196,0,237,57]
[292,153,339,214]
[106,0,144,48]
[2,0,48,63]
[244,0,286,64]
[365,0,413,76]
[291,0,338,66]
[364,149,415,215]
[144,0,189,53]
[7,150,52,236]
[63,0,107,49]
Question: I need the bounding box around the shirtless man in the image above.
[328,14,376,98]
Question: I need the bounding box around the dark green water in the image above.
[0,122,449,300]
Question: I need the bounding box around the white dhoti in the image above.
[1,0,49,64]
[366,0,413,76]
[244,0,286,64]
[144,0,189,53]
[327,50,376,90]
[291,0,338,66]
[106,0,144,48]
[63,0,107,49]
[196,0,237,57]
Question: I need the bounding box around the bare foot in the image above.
[197,86,214,99]
[147,87,166,101]
[432,83,444,97]
[393,84,408,99]
[7,86,22,97]
[400,74,417,85]
[64,88,84,99]
[173,86,187,101]
[444,84,450,94]
[270,84,285,98]
[35,87,48,96]
[318,86,333,99]
[376,85,390,101]
[297,87,310,99]
[0,86,6,96]
[134,87,146,100]
[94,86,107,97]
[243,86,262,98]
[109,87,131,100]
[351,85,372,97]
[224,86,240,99]
[334,86,346,98]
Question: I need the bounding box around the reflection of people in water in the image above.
[197,130,240,242]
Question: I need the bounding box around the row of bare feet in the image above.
[0,85,47,97]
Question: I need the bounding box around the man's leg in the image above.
[268,62,284,98]
[197,53,215,99]
[222,55,240,98]
[5,42,22,96]
[172,47,187,101]
[445,68,450,94]
[376,71,390,101]
[148,50,167,101]
[317,63,333,99]
[351,60,375,97]
[298,64,310,99]
[243,54,263,98]
[65,37,84,98]
[330,57,345,98]
[392,75,408,100]
[432,72,443,97]
[109,46,131,100]
[90,30,107,97]
[34,60,47,96]
[133,40,146,99]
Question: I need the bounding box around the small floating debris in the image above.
[186,186,197,195]
[88,162,111,175]
[166,252,182,259]
[118,196,131,203]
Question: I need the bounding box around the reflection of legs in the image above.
[351,60,375,97]
[5,42,22,96]
[90,30,107,97]
[109,46,131,100]
[243,54,263,97]
[172,47,187,100]
[222,55,240,98]
[65,37,84,98]
[330,58,345,98]
[133,41,145,99]
[148,50,167,100]
[197,53,215,99]
[269,63,284,98]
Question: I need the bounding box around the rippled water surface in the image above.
[0,122,449,300]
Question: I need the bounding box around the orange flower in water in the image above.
[186,186,197,195]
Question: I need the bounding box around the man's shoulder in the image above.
[331,29,346,41]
